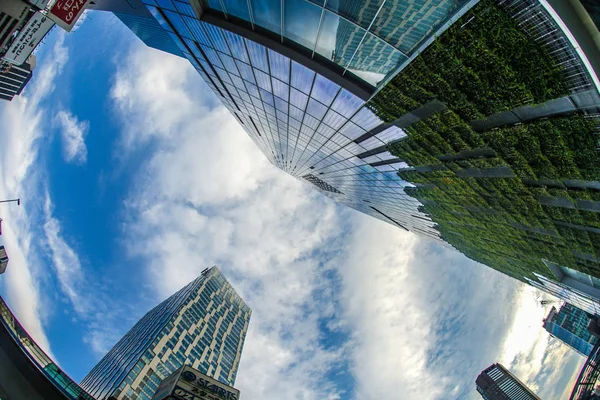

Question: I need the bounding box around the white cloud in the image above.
[0,30,70,356]
[108,42,587,400]
[43,192,87,314]
[112,45,350,399]
[337,217,587,399]
[55,110,89,164]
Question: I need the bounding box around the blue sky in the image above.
[0,11,589,399]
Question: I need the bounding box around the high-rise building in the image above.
[543,303,598,356]
[80,267,251,400]
[476,363,541,400]
[0,245,8,274]
[1,55,35,101]
[91,0,600,296]
[89,0,473,242]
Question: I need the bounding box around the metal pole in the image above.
[0,199,20,205]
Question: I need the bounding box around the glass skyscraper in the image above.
[80,267,251,400]
[476,363,541,400]
[543,303,598,357]
[90,0,475,242]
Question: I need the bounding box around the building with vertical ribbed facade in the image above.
[80,267,251,400]
[543,303,598,356]
[476,363,541,400]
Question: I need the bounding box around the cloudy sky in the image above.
[0,12,587,400]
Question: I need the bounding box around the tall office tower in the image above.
[476,363,541,400]
[543,303,598,356]
[89,0,477,242]
[0,55,35,101]
[92,0,600,303]
[80,267,251,400]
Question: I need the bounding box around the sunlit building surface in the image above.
[544,303,598,356]
[476,363,541,400]
[80,267,251,400]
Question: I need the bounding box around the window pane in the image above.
[155,0,176,11]
[236,60,255,83]
[325,0,382,31]
[310,74,339,106]
[246,40,270,72]
[291,61,314,94]
[184,16,210,46]
[290,88,308,110]
[254,68,272,91]
[345,32,406,85]
[272,78,289,101]
[202,22,229,53]
[284,0,322,50]
[351,107,381,131]
[223,31,249,62]
[316,10,365,65]
[376,126,406,143]
[306,98,327,120]
[174,1,195,16]
[203,47,224,68]
[206,0,224,13]
[222,0,252,22]
[268,49,290,83]
[331,88,363,118]
[251,0,281,34]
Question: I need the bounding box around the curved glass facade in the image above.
[80,268,251,400]
[195,0,471,86]
[138,0,442,239]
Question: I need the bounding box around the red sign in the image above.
[48,0,90,32]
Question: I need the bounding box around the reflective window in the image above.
[315,11,364,66]
[325,0,383,31]
[284,0,322,50]
[272,78,289,101]
[268,49,290,83]
[345,32,406,85]
[310,74,339,106]
[306,98,327,120]
[222,0,252,21]
[236,60,255,82]
[251,0,281,34]
[223,31,249,62]
[291,61,314,94]
[184,16,210,46]
[155,0,176,11]
[246,40,270,72]
[203,23,229,53]
[331,89,363,118]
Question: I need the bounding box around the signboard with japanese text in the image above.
[47,0,90,32]
[2,12,54,65]
[152,366,240,400]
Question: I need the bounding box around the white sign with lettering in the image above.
[2,12,54,65]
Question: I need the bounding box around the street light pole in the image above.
[0,199,20,206]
